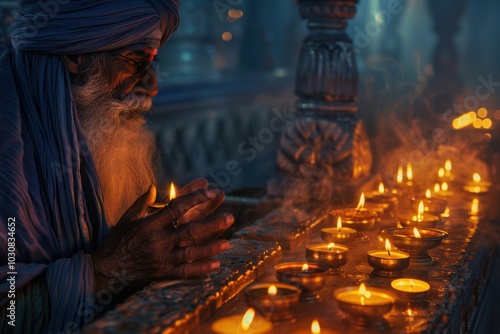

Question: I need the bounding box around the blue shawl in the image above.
[0,0,178,332]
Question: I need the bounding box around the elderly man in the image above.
[0,1,233,333]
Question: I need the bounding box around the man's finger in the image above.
[174,214,233,245]
[176,178,209,197]
[168,259,222,279]
[150,188,218,227]
[120,185,156,223]
[179,190,225,222]
[168,239,229,265]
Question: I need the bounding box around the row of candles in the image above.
[210,160,488,333]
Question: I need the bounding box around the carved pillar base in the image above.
[277,0,372,197]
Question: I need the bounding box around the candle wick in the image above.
[387,250,391,256]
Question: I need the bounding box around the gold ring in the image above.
[166,205,180,229]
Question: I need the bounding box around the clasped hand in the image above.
[91,179,233,292]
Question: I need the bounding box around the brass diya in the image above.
[411,189,448,216]
[334,284,395,329]
[305,243,348,276]
[367,240,409,278]
[382,227,448,266]
[399,200,440,228]
[365,183,398,217]
[275,262,328,302]
[391,278,430,302]
[245,282,301,322]
[330,193,377,242]
[320,216,357,244]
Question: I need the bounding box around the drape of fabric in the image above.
[0,49,107,331]
[0,0,179,331]
[11,0,179,54]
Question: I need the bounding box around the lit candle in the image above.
[330,193,378,242]
[291,319,338,334]
[306,243,349,275]
[245,283,301,322]
[321,217,357,244]
[275,262,328,302]
[469,198,479,216]
[211,308,273,334]
[364,183,398,216]
[399,200,439,228]
[391,278,430,301]
[169,182,176,201]
[334,284,395,325]
[463,173,491,194]
[367,239,410,277]
[147,182,176,214]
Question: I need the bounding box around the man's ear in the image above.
[61,55,82,74]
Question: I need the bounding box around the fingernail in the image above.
[206,189,216,199]
[211,261,220,270]
[225,214,234,225]
[220,241,230,251]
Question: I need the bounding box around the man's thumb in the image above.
[121,184,157,223]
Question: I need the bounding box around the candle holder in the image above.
[211,310,274,334]
[245,282,301,322]
[305,243,349,276]
[365,189,397,217]
[275,262,328,302]
[410,196,447,216]
[382,227,448,266]
[367,250,410,278]
[334,286,395,329]
[391,278,430,302]
[320,227,357,244]
[330,209,377,242]
[398,211,440,228]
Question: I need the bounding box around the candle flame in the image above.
[441,182,449,191]
[410,279,414,288]
[385,239,391,256]
[406,163,413,181]
[417,200,424,222]
[359,283,366,295]
[169,182,176,201]
[473,173,481,183]
[434,183,440,193]
[445,159,452,172]
[425,189,431,199]
[267,285,277,297]
[471,199,479,214]
[328,243,335,252]
[413,228,421,238]
[301,263,309,272]
[241,308,255,332]
[438,168,445,178]
[337,216,342,232]
[311,320,321,334]
[408,308,413,316]
[365,291,371,299]
[378,182,385,193]
[397,165,403,184]
[356,193,365,211]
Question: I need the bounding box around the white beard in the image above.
[72,71,158,227]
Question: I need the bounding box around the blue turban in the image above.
[0,0,178,332]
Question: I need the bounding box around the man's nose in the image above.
[136,67,159,97]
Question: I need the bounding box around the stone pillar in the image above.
[277,0,372,190]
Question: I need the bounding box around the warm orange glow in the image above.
[417,201,424,221]
[413,228,421,238]
[328,243,335,252]
[385,239,392,256]
[477,107,488,118]
[356,193,365,210]
[221,31,233,41]
[452,112,477,129]
[378,182,385,193]
[406,163,413,181]
[425,189,431,199]
[473,119,482,129]
[473,173,481,183]
[302,263,309,272]
[445,159,452,172]
[471,199,479,214]
[408,308,413,316]
[397,165,403,184]
[311,320,321,334]
[267,285,277,297]
[227,9,244,19]
[337,216,342,232]
[482,118,492,129]
[169,182,176,201]
[434,183,440,193]
[241,308,255,331]
[438,168,445,178]
[441,182,449,191]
